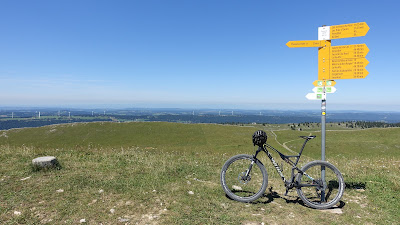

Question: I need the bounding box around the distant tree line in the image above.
[341,121,400,129]
[287,121,400,130]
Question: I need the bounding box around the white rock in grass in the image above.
[118,218,130,222]
[14,211,22,216]
[20,176,31,181]
[232,185,242,191]
[32,156,60,169]
[110,208,115,214]
[320,208,343,214]
[56,189,64,193]
[79,218,86,223]
[188,191,194,195]
[98,189,104,194]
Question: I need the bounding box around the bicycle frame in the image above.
[252,137,317,189]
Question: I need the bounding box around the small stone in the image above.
[187,180,191,185]
[56,189,64,193]
[110,208,115,214]
[118,218,130,222]
[20,176,31,181]
[232,185,242,191]
[320,208,343,214]
[188,191,194,195]
[88,199,97,205]
[125,201,132,205]
[32,156,60,170]
[98,189,104,194]
[152,189,157,192]
[14,211,22,216]
[80,218,86,223]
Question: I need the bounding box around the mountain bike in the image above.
[220,130,345,209]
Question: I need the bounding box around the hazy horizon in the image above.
[1,103,400,113]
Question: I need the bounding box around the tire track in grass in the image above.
[270,130,297,155]
[270,131,313,160]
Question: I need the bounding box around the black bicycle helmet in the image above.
[252,130,267,146]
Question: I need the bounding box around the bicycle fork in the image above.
[245,147,263,178]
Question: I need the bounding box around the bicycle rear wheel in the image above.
[220,154,268,202]
[296,160,345,209]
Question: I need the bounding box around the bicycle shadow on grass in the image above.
[258,186,304,206]
[228,186,346,209]
[345,181,366,190]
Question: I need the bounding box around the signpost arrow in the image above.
[312,80,336,87]
[286,40,326,48]
[318,22,370,40]
[313,86,337,94]
[331,44,369,59]
[330,22,369,39]
[330,58,369,79]
[306,93,326,100]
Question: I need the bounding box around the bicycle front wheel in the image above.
[220,154,268,202]
[296,160,345,209]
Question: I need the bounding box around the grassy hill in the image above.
[0,122,399,224]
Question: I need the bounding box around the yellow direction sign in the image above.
[286,40,326,48]
[330,22,369,39]
[330,58,369,79]
[312,80,336,87]
[331,44,369,59]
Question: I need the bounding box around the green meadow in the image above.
[0,122,399,224]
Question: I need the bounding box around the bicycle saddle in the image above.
[299,135,316,140]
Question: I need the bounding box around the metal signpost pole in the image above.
[321,88,326,202]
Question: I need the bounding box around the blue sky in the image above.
[1,0,399,111]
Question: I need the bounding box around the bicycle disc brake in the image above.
[238,171,251,184]
[313,179,325,197]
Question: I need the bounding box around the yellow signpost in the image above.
[330,44,369,59]
[286,40,326,48]
[285,23,370,81]
[330,58,369,79]
[330,22,370,39]
[318,48,369,80]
